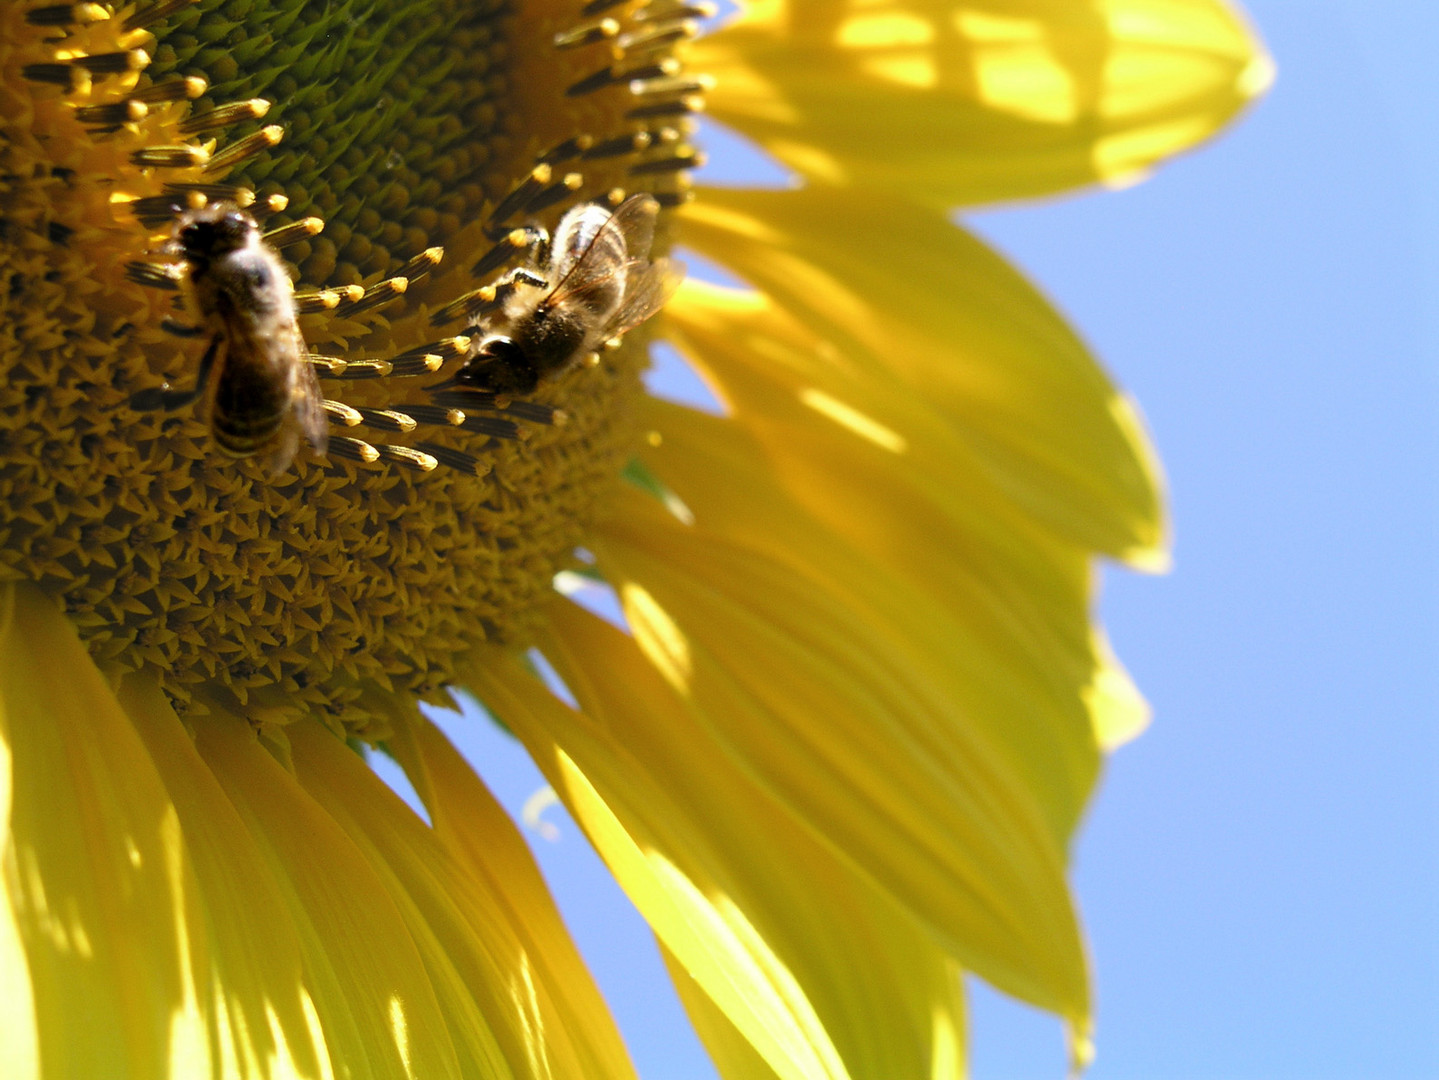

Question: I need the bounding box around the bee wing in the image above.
[547,194,662,310]
[289,322,329,456]
[601,256,686,340]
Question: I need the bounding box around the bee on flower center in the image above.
[452,193,684,395]
[130,204,328,474]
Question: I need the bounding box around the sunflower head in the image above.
[0,0,702,730]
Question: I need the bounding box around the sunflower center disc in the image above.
[0,0,699,728]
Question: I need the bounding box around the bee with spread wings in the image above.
[451,193,685,395]
[130,204,328,474]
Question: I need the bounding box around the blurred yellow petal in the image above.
[0,580,629,1079]
[469,610,970,1080]
[470,645,850,1080]
[661,940,966,1080]
[677,186,1169,567]
[589,488,1089,1020]
[328,708,639,1080]
[1,582,227,1078]
[633,395,1102,843]
[695,0,1272,203]
[190,711,469,1080]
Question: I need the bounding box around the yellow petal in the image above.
[633,396,1102,843]
[543,606,971,1080]
[471,613,974,1080]
[694,0,1272,203]
[0,582,222,1078]
[467,643,851,1080]
[336,705,639,1080]
[184,704,469,1079]
[676,186,1169,567]
[2,583,388,1076]
[591,490,1090,1020]
[661,940,966,1080]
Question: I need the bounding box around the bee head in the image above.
[453,336,539,395]
[175,205,259,264]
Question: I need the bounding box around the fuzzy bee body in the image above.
[132,205,327,473]
[455,194,683,395]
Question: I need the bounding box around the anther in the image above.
[294,290,344,314]
[26,4,109,27]
[124,261,183,290]
[336,277,408,316]
[203,124,284,174]
[389,354,446,376]
[131,145,210,169]
[618,20,699,52]
[524,172,584,215]
[160,318,204,337]
[429,286,497,327]
[322,401,364,427]
[568,58,681,96]
[123,0,200,31]
[566,66,621,97]
[651,188,694,208]
[177,98,271,136]
[631,74,713,98]
[396,404,467,428]
[164,181,253,206]
[74,100,147,127]
[21,64,83,87]
[583,132,654,159]
[433,390,559,427]
[580,0,628,16]
[375,444,438,473]
[495,399,561,424]
[327,359,395,380]
[634,1,716,20]
[459,414,523,440]
[413,442,490,477]
[131,76,207,104]
[397,246,444,283]
[129,191,204,227]
[472,227,540,278]
[553,18,620,49]
[306,356,349,377]
[257,193,290,215]
[73,49,150,76]
[631,148,705,174]
[326,436,380,464]
[356,408,418,434]
[626,95,705,120]
[538,135,595,166]
[396,336,471,362]
[488,165,551,227]
[262,217,325,248]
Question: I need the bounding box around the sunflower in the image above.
[0,0,1268,1076]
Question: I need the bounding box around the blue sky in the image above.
[396,3,1439,1077]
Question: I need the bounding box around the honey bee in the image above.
[452,193,684,395]
[130,204,328,473]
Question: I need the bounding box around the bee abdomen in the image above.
[211,407,286,457]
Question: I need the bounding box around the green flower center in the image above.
[0,0,702,729]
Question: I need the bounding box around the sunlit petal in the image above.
[592,489,1089,1020]
[676,187,1169,567]
[695,0,1272,203]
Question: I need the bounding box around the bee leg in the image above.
[477,266,550,317]
[160,318,206,338]
[129,334,221,412]
[523,224,550,269]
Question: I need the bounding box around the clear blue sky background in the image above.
[392,2,1439,1077]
